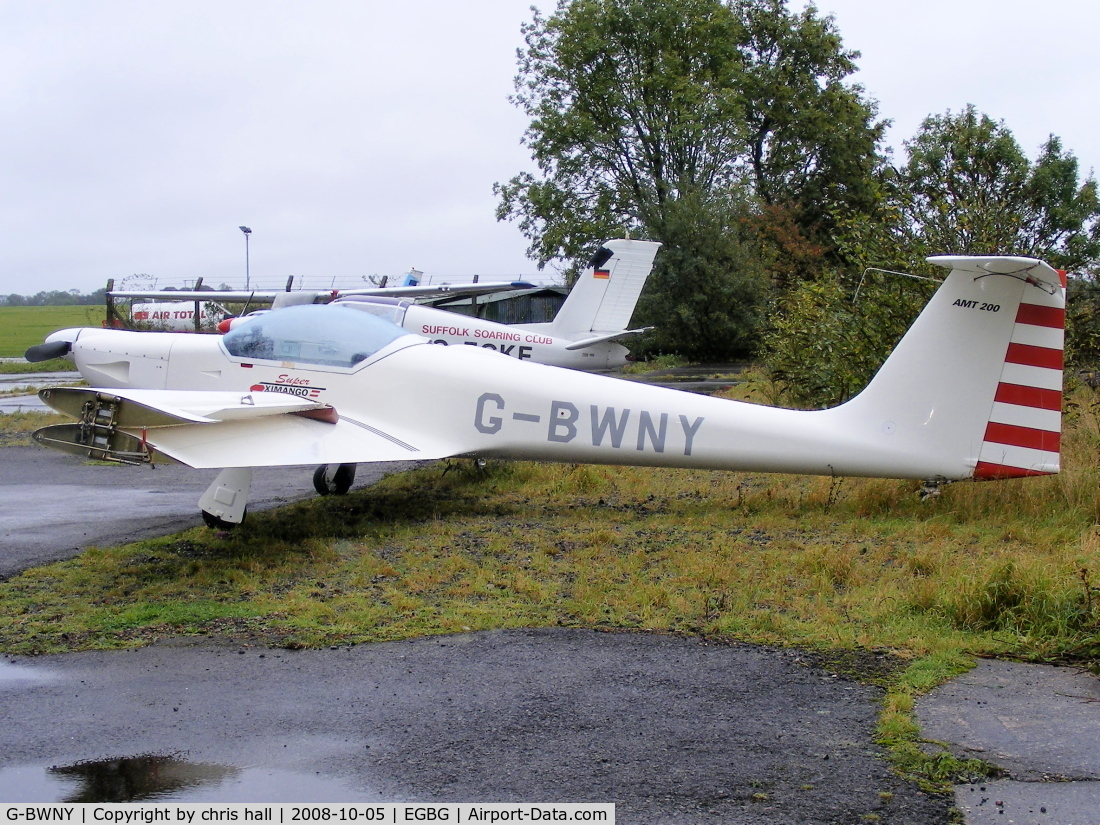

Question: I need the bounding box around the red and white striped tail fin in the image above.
[975,269,1066,479]
[831,256,1065,483]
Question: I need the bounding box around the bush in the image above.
[632,193,771,362]
[761,270,935,409]
[1066,276,1100,374]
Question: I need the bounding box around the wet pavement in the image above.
[0,446,419,579]
[0,630,953,822]
[0,393,50,413]
[0,371,81,392]
[0,368,81,413]
[3,637,1099,823]
[916,659,1100,824]
[3,437,1100,821]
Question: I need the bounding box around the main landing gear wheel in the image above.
[313,463,356,495]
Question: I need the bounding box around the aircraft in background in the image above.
[108,239,662,370]
[327,239,660,370]
[109,275,537,332]
[110,277,539,307]
[26,254,1064,528]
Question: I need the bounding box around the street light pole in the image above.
[239,226,252,290]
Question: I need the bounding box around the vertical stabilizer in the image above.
[828,256,1065,480]
[548,239,661,337]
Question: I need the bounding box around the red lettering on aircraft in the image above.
[473,328,521,342]
[421,324,470,336]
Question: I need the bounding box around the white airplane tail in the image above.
[827,256,1065,480]
[547,239,661,338]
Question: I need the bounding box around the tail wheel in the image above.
[313,463,356,495]
[202,508,245,529]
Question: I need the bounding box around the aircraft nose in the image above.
[25,328,81,362]
[45,328,81,345]
[25,339,71,362]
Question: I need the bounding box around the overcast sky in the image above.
[1,0,1097,295]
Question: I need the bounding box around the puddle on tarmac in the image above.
[0,755,368,803]
[0,659,57,685]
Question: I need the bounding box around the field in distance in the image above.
[0,306,104,358]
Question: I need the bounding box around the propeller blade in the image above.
[24,340,72,362]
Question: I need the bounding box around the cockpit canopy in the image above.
[334,295,414,327]
[221,304,412,368]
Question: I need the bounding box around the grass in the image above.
[620,353,689,373]
[0,305,103,357]
[3,386,1100,792]
[0,411,69,446]
[0,357,74,374]
[1,381,83,401]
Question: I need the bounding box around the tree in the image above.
[1021,136,1100,271]
[899,106,1100,271]
[763,108,1100,409]
[632,191,769,360]
[496,0,885,270]
[734,0,885,238]
[496,0,886,358]
[761,271,935,408]
[497,0,746,268]
[1,287,107,306]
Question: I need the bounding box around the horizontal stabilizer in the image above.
[563,327,653,351]
[928,255,1065,292]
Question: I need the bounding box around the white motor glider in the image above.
[109,239,662,370]
[27,254,1064,527]
[333,238,660,369]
